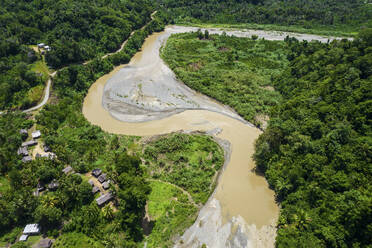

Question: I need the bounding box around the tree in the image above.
[34,205,62,228]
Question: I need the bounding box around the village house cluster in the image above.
[37,43,51,55]
[18,129,56,163]
[90,168,113,207]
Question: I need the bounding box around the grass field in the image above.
[141,133,224,247]
[53,232,104,248]
[143,133,224,204]
[31,60,49,79]
[0,176,10,194]
[145,181,197,248]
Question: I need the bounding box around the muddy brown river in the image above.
[83,26,343,247]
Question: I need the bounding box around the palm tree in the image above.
[102,205,114,221]
[293,209,311,230]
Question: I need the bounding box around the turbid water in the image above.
[83,26,344,247]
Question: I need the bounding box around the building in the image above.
[37,43,45,48]
[32,130,41,139]
[96,193,113,206]
[22,140,37,147]
[19,129,28,135]
[88,179,94,186]
[19,235,28,241]
[92,168,102,178]
[37,182,45,192]
[38,238,53,248]
[47,180,59,191]
[22,156,32,163]
[102,181,110,190]
[17,147,29,156]
[23,224,40,235]
[62,166,73,174]
[44,46,51,52]
[98,173,107,183]
[92,186,100,194]
[41,152,57,160]
[44,145,51,152]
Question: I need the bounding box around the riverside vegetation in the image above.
[0,0,153,110]
[1,0,371,247]
[0,3,225,247]
[161,31,286,127]
[157,0,372,36]
[162,29,372,247]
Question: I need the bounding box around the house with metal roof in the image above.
[32,130,41,139]
[88,179,94,186]
[102,181,110,190]
[23,224,40,235]
[43,145,51,152]
[38,238,53,248]
[96,193,113,206]
[92,186,100,194]
[22,140,37,147]
[98,173,107,183]
[92,168,102,177]
[19,129,28,135]
[22,156,32,163]
[19,234,28,241]
[47,180,59,191]
[18,146,29,156]
[62,166,73,174]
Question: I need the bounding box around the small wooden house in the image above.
[98,173,107,183]
[96,193,113,206]
[92,168,102,178]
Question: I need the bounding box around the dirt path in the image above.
[147,178,198,207]
[0,12,157,115]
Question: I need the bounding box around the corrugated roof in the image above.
[62,166,73,174]
[39,238,52,248]
[32,130,41,139]
[98,173,107,183]
[19,235,28,241]
[22,156,32,163]
[23,224,40,234]
[102,181,110,190]
[96,193,112,206]
[22,140,37,147]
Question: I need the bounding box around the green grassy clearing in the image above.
[53,232,104,248]
[145,181,197,248]
[23,235,41,247]
[0,227,22,247]
[143,133,224,204]
[161,32,286,127]
[31,60,49,79]
[0,176,10,194]
[25,84,44,106]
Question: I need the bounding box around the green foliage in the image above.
[0,6,167,246]
[0,0,155,110]
[145,181,197,248]
[158,0,372,33]
[53,232,104,248]
[144,133,224,204]
[254,31,372,247]
[161,32,285,127]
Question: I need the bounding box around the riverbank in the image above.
[174,22,357,38]
[83,28,281,248]
[83,25,355,247]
